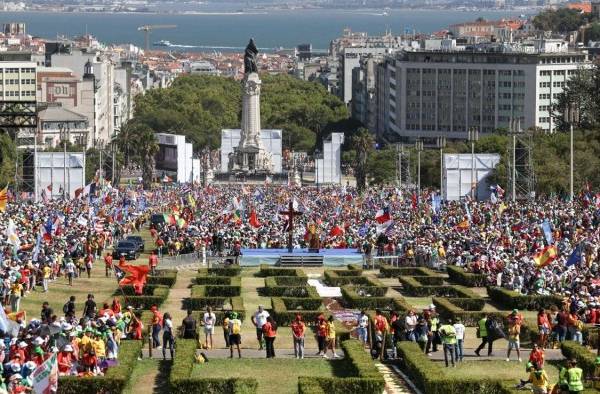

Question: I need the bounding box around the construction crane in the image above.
[137,24,176,52]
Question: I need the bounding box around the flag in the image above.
[176,217,186,228]
[113,265,126,282]
[490,192,497,204]
[496,185,505,199]
[32,231,42,262]
[0,186,7,212]
[94,220,105,233]
[249,210,261,228]
[384,221,395,236]
[541,220,554,245]
[498,202,507,215]
[31,351,58,394]
[329,225,344,237]
[118,263,150,294]
[41,188,48,203]
[375,207,392,224]
[411,193,417,209]
[254,189,264,203]
[376,220,393,235]
[431,194,441,214]
[46,184,52,192]
[0,303,12,333]
[5,219,20,250]
[358,225,368,237]
[533,245,558,269]
[74,186,84,199]
[456,220,470,230]
[566,244,582,267]
[43,217,54,242]
[188,194,196,209]
[464,202,472,222]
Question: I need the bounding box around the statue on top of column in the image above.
[244,38,259,75]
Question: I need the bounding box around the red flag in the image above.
[118,263,150,294]
[74,187,84,199]
[47,185,52,192]
[249,210,261,228]
[329,225,344,237]
[104,195,112,205]
[411,193,418,209]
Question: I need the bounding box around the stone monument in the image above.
[229,39,274,174]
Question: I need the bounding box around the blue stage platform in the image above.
[239,248,364,266]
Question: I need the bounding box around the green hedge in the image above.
[446,265,487,287]
[148,269,178,287]
[413,275,445,286]
[323,270,386,287]
[379,265,439,278]
[399,277,479,298]
[487,287,563,310]
[271,297,323,326]
[197,266,242,277]
[58,340,143,394]
[347,263,363,272]
[341,286,397,310]
[256,265,305,277]
[191,284,241,297]
[297,340,384,394]
[259,278,319,297]
[270,276,309,286]
[195,276,241,286]
[170,339,258,394]
[186,294,244,312]
[117,285,170,310]
[561,341,597,377]
[396,341,513,394]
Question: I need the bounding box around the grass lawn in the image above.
[439,359,560,384]
[190,358,350,394]
[122,359,159,394]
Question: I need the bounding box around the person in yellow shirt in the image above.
[92,334,106,361]
[42,264,52,292]
[325,316,339,359]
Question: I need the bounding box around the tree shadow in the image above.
[154,359,173,394]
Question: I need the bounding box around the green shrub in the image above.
[323,270,385,287]
[413,275,445,286]
[58,340,143,394]
[195,276,241,286]
[297,340,385,394]
[116,285,169,310]
[170,339,258,393]
[561,341,597,377]
[446,265,487,287]
[270,276,309,286]
[487,287,563,310]
[256,265,305,277]
[347,263,363,272]
[280,296,323,311]
[190,285,241,297]
[197,266,241,277]
[148,270,178,287]
[379,265,439,278]
[396,341,511,394]
[399,277,480,298]
[271,297,323,326]
[341,286,396,310]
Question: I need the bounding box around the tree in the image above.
[117,122,158,189]
[0,133,15,187]
[553,63,600,130]
[367,148,396,186]
[352,128,375,193]
[532,9,591,32]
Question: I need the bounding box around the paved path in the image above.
[160,265,196,324]
[375,362,417,394]
[142,347,345,360]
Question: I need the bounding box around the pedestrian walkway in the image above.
[375,362,417,394]
[158,265,196,325]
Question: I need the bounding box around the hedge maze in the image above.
[186,267,245,324]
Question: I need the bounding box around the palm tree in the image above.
[352,128,375,193]
[134,125,159,190]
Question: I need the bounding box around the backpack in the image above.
[63,302,69,314]
[232,320,241,335]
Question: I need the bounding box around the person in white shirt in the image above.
[453,318,466,362]
[356,310,369,347]
[202,306,216,349]
[251,305,270,350]
[404,309,418,341]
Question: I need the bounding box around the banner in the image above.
[32,352,58,394]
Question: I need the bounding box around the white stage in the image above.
[442,153,500,201]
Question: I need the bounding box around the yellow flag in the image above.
[498,202,506,215]
[0,186,7,212]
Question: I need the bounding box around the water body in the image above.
[0,8,529,52]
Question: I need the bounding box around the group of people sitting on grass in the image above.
[0,292,150,392]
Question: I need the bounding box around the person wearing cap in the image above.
[291,314,305,359]
[228,312,242,358]
[425,304,439,355]
[58,345,75,376]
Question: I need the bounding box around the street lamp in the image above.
[563,104,578,202]
[468,127,479,200]
[314,149,321,190]
[415,139,423,194]
[436,136,447,197]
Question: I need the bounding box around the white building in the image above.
[376,48,591,140]
[316,132,344,185]
[155,133,200,183]
[0,56,36,102]
[37,104,89,147]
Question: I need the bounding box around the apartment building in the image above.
[0,52,36,102]
[374,48,590,141]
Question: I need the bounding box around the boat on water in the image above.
[153,40,172,47]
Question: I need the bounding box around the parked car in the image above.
[150,214,165,227]
[126,235,145,252]
[112,241,139,260]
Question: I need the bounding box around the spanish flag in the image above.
[534,245,558,269]
[0,186,7,212]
